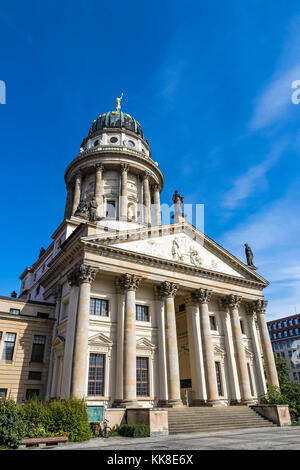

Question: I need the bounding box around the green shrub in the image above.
[0,398,25,449]
[260,384,289,405]
[45,397,92,442]
[22,397,91,442]
[118,424,150,438]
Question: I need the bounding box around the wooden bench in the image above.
[20,436,68,448]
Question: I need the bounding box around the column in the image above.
[222,294,253,404]
[158,281,183,407]
[119,273,141,407]
[64,186,72,219]
[47,284,62,398]
[220,309,241,403]
[120,163,129,219]
[153,184,161,226]
[253,299,279,387]
[94,163,104,218]
[155,287,168,406]
[71,172,82,216]
[195,288,221,405]
[186,294,206,405]
[143,171,151,226]
[60,271,80,398]
[113,280,125,406]
[71,264,98,398]
[245,304,267,397]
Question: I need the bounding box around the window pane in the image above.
[88,353,105,396]
[2,333,16,360]
[209,316,216,330]
[215,362,223,396]
[136,305,149,322]
[31,335,46,362]
[136,356,149,396]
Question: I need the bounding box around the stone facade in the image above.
[0,104,279,407]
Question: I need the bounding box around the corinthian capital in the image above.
[221,294,242,310]
[67,264,98,286]
[157,281,179,298]
[192,288,213,304]
[120,163,130,173]
[252,299,268,314]
[118,273,142,292]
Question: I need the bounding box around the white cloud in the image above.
[219,182,300,319]
[221,139,288,209]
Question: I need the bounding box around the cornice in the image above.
[64,146,164,188]
[81,241,267,290]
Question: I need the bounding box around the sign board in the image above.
[87,405,104,423]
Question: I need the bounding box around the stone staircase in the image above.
[168,406,276,435]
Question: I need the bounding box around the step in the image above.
[168,424,275,434]
[168,421,275,430]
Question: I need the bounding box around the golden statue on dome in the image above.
[115,92,123,112]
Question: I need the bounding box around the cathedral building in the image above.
[0,98,279,408]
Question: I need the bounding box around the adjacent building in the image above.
[268,314,300,382]
[0,98,279,407]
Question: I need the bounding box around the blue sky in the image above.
[1,0,300,320]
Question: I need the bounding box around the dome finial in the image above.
[115,92,123,112]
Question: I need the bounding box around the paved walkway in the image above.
[31,426,300,450]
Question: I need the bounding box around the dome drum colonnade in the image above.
[65,260,279,407]
[63,110,164,227]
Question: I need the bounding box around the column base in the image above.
[205,400,225,407]
[119,400,141,408]
[166,399,184,408]
[240,398,257,406]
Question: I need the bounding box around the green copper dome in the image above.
[88,111,144,139]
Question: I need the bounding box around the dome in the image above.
[88,111,144,139]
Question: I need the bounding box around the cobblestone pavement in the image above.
[29,426,300,450]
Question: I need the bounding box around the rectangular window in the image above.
[89,298,108,317]
[240,320,245,334]
[88,353,105,396]
[1,333,16,361]
[106,200,116,218]
[0,388,7,399]
[273,333,277,339]
[289,319,293,326]
[31,335,46,363]
[278,322,282,329]
[136,305,149,322]
[273,324,277,330]
[9,308,20,315]
[247,363,254,396]
[284,331,288,337]
[295,328,299,336]
[26,389,40,400]
[209,316,217,330]
[28,371,42,380]
[295,318,299,325]
[284,321,287,327]
[215,362,223,396]
[289,329,294,337]
[278,332,282,338]
[136,357,149,396]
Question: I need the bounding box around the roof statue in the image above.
[115,93,123,112]
[244,243,257,269]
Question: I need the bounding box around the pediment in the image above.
[88,332,113,347]
[213,344,226,357]
[81,222,268,285]
[53,335,65,348]
[136,337,156,351]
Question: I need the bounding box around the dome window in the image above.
[110,137,118,143]
[94,140,99,147]
[127,140,135,148]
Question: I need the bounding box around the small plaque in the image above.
[87,405,104,423]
